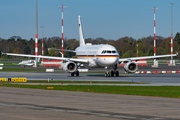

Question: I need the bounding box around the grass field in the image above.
[1,81,180,98]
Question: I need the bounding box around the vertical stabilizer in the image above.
[78,15,86,46]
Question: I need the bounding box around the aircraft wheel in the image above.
[115,71,119,77]
[76,71,79,77]
[105,72,109,77]
[108,73,110,77]
[71,72,74,77]
[105,72,110,77]
[105,73,107,77]
[111,71,114,77]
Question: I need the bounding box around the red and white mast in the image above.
[35,34,38,56]
[42,38,44,56]
[170,34,173,55]
[59,5,66,58]
[170,3,174,65]
[152,6,158,67]
[34,0,38,67]
[153,6,157,57]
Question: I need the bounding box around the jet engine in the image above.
[62,61,77,73]
[124,62,138,73]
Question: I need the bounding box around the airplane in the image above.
[3,15,178,77]
[18,60,35,67]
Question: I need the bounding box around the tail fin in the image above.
[78,15,85,46]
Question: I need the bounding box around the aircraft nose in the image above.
[96,55,119,67]
[103,57,118,65]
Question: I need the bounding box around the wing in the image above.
[4,53,89,63]
[119,53,178,63]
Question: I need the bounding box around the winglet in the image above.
[78,15,86,46]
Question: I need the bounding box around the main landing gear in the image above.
[105,70,119,77]
[104,65,119,77]
[70,63,82,77]
[71,70,79,77]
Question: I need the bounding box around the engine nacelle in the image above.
[62,61,77,73]
[124,62,138,73]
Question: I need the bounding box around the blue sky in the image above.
[0,0,180,40]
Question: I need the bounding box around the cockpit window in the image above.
[112,51,116,53]
[107,50,111,53]
[101,50,117,54]
[101,50,106,53]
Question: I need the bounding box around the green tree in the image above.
[156,47,165,55]
[24,46,31,54]
[174,32,180,45]
[121,50,134,58]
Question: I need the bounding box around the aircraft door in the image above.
[94,47,99,60]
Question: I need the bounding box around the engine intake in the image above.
[62,61,77,73]
[124,62,138,73]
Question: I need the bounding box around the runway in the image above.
[1,71,180,85]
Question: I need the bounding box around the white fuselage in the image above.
[75,44,119,67]
[18,60,35,66]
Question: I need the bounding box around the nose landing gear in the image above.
[105,71,110,77]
